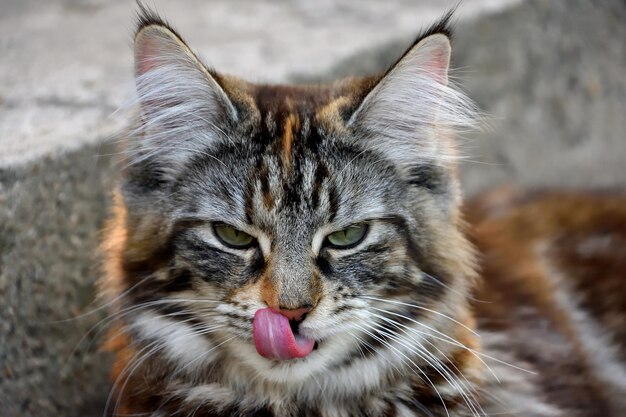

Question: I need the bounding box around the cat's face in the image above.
[104,14,477,385]
[157,119,415,380]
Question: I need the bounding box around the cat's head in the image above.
[102,7,478,386]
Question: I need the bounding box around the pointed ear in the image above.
[130,19,237,173]
[348,31,476,171]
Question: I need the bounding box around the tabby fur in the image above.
[100,6,626,417]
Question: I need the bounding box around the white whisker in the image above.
[359,295,479,336]
[352,322,451,417]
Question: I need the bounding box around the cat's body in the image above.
[100,7,626,417]
[468,188,626,417]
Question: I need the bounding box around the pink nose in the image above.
[275,306,311,322]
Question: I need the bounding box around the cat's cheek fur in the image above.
[130,312,217,370]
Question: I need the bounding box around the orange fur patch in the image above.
[282,113,300,169]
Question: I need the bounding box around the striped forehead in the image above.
[252,85,331,144]
[245,86,328,210]
[239,83,397,223]
[250,125,328,223]
[252,84,334,115]
[181,82,398,233]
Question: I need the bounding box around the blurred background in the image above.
[0,0,624,415]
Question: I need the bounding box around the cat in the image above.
[100,5,626,417]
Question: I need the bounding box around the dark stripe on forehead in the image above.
[244,172,256,224]
[328,183,339,222]
[311,160,330,210]
[258,159,275,211]
[281,154,305,209]
[251,84,333,150]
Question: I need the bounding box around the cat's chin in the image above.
[239,342,320,382]
[228,333,355,384]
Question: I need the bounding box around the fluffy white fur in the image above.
[131,312,218,370]
[349,34,478,169]
[128,25,236,175]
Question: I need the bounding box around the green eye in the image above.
[326,224,368,248]
[214,223,255,248]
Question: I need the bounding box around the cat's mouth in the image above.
[253,308,318,361]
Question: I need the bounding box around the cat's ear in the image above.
[134,21,237,124]
[129,12,237,175]
[348,19,476,171]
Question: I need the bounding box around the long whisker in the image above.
[352,322,451,417]
[367,305,534,375]
[72,297,221,346]
[369,320,484,417]
[369,308,500,382]
[368,315,485,417]
[104,338,162,417]
[359,295,479,336]
[113,340,167,417]
[107,319,227,416]
[421,271,491,304]
[65,298,223,371]
[347,328,402,375]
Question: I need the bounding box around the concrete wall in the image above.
[1,0,624,416]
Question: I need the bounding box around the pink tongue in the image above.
[253,308,315,360]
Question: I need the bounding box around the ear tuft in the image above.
[135,1,170,34]
[412,8,455,44]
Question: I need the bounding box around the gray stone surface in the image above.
[1,0,625,416]
[458,0,626,194]
[1,144,117,416]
